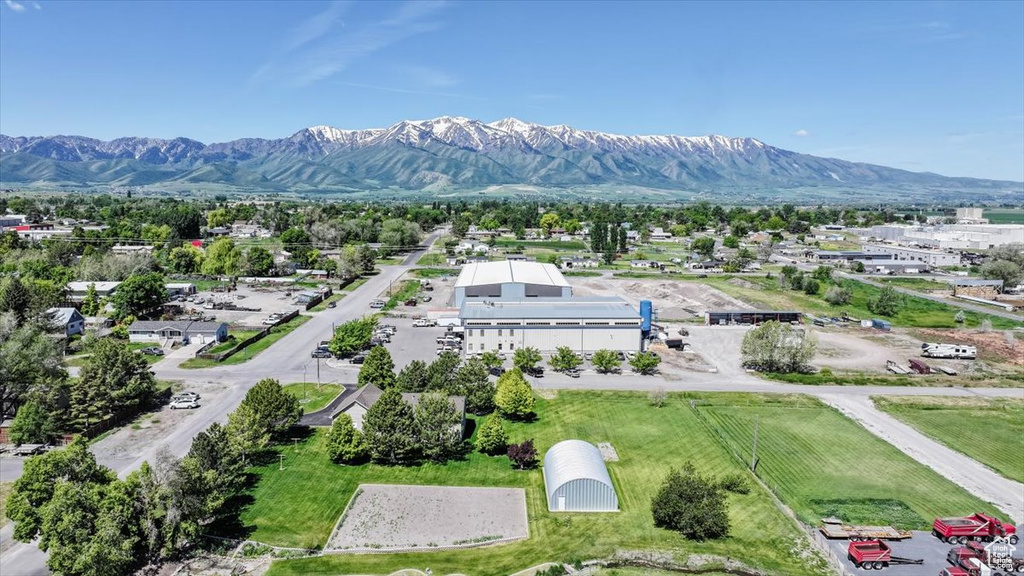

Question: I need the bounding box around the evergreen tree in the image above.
[326,413,368,464]
[427,351,461,392]
[494,368,535,419]
[237,378,301,437]
[415,392,463,462]
[396,360,430,392]
[363,388,416,464]
[0,276,32,322]
[454,358,495,414]
[475,415,508,455]
[358,345,396,388]
[81,283,100,316]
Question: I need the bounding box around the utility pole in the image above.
[750,416,760,473]
[317,357,321,387]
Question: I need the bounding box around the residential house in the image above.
[505,254,533,262]
[625,230,640,243]
[630,260,663,269]
[127,320,227,345]
[67,281,121,303]
[559,256,599,269]
[111,244,154,256]
[650,227,673,241]
[296,269,330,280]
[206,227,231,237]
[165,283,197,297]
[330,384,466,433]
[47,307,86,337]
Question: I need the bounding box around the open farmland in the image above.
[873,396,1024,483]
[695,394,1002,529]
[254,391,824,576]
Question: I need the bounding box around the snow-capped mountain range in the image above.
[0,116,1018,198]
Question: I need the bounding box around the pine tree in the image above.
[363,387,416,464]
[358,345,396,388]
[415,392,463,462]
[326,413,367,464]
[81,283,100,316]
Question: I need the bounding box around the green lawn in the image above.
[416,252,447,266]
[179,315,313,369]
[412,267,457,278]
[878,277,951,292]
[254,392,827,576]
[695,394,1001,529]
[281,383,344,414]
[873,396,1024,483]
[697,275,1021,330]
[383,280,420,310]
[342,277,369,292]
[562,270,603,277]
[494,238,587,250]
[984,208,1024,224]
[67,341,165,367]
[307,293,343,312]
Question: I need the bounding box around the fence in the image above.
[195,310,300,362]
[304,288,333,311]
[687,400,852,576]
[60,387,176,442]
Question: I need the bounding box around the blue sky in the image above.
[1,0,1022,181]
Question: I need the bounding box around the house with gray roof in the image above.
[330,384,466,433]
[47,307,85,336]
[127,320,227,345]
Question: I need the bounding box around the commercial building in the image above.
[543,440,618,512]
[127,320,227,345]
[454,261,571,308]
[956,207,988,224]
[858,224,1023,250]
[861,259,930,274]
[165,283,197,297]
[460,297,644,354]
[862,244,959,267]
[705,310,802,325]
[812,250,892,263]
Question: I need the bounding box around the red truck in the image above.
[948,542,1024,574]
[940,556,996,576]
[847,540,923,570]
[933,514,1019,545]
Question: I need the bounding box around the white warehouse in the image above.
[460,297,643,354]
[543,440,619,512]
[454,261,571,308]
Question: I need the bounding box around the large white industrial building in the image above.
[857,224,1024,250]
[454,261,571,308]
[455,260,647,354]
[862,244,959,267]
[543,440,619,512]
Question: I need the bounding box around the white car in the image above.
[413,319,436,327]
[369,300,386,309]
[169,399,200,410]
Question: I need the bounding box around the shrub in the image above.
[718,473,751,494]
[824,285,852,305]
[507,439,537,470]
[802,277,820,295]
[651,463,730,540]
[495,368,535,419]
[867,285,904,317]
[475,415,509,455]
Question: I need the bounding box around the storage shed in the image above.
[543,440,618,512]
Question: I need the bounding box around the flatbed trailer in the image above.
[819,518,913,541]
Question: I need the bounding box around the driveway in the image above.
[299,384,358,427]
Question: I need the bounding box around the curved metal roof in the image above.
[543,440,613,500]
[455,261,569,288]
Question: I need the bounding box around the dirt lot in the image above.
[916,328,1024,367]
[811,327,924,373]
[326,484,528,552]
[571,277,750,320]
[383,271,458,317]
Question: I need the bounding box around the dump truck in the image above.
[949,542,1024,574]
[940,558,992,576]
[846,539,923,570]
[933,514,1019,545]
[819,518,913,541]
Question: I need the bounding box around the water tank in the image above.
[640,300,653,332]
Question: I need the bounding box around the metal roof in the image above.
[543,440,616,505]
[460,297,639,320]
[128,320,225,333]
[67,281,121,292]
[331,384,465,419]
[455,261,569,289]
[949,278,1003,286]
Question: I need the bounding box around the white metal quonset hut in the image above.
[454,261,571,308]
[543,440,619,512]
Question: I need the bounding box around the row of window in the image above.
[467,328,515,337]
[467,342,515,352]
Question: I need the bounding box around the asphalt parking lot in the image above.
[385,316,456,369]
[168,283,329,327]
[826,528,1024,576]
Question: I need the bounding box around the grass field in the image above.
[251,392,827,576]
[878,277,951,292]
[984,208,1024,224]
[383,280,420,310]
[698,275,1021,330]
[770,371,1024,388]
[416,252,447,266]
[873,396,1024,483]
[179,315,312,369]
[694,394,1000,529]
[494,238,588,251]
[411,267,456,278]
[281,383,344,414]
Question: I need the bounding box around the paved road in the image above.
[3,234,1021,575]
[298,384,358,427]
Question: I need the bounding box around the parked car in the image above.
[488,366,506,376]
[523,366,544,377]
[327,301,336,308]
[413,318,436,327]
[169,399,200,410]
[177,391,200,400]
[584,352,594,361]
[350,355,366,364]
[566,368,581,378]
[140,347,164,356]
[311,349,332,359]
[404,298,418,306]
[369,300,386,309]
[677,327,689,337]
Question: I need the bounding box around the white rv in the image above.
[921,343,977,360]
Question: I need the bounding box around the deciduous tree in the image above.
[507,439,537,470]
[867,285,904,317]
[363,387,416,464]
[740,320,816,373]
[475,415,508,455]
[329,316,377,357]
[629,351,662,375]
[110,272,166,319]
[512,346,542,371]
[651,463,730,540]
[494,368,535,419]
[415,391,463,462]
[591,349,622,374]
[692,237,716,260]
[549,346,582,372]
[9,400,55,445]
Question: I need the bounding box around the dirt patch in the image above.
[597,442,619,462]
[727,277,763,290]
[811,328,923,373]
[326,484,528,552]
[916,329,1024,367]
[571,278,751,320]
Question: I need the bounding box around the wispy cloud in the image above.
[793,129,810,137]
[864,20,970,43]
[252,1,448,87]
[336,81,484,101]
[4,0,25,13]
[404,65,458,88]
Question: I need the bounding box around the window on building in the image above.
[509,329,514,336]
[468,343,474,351]
[498,329,503,336]
[467,329,473,337]
[498,343,503,350]
[510,343,515,350]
